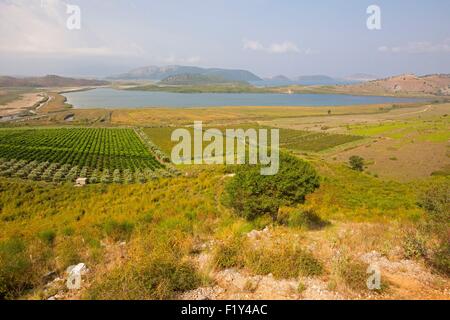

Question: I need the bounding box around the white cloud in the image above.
[0,0,143,57]
[267,41,300,54]
[378,39,450,54]
[243,39,312,54]
[243,40,265,51]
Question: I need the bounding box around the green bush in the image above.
[431,241,450,276]
[223,153,320,220]
[102,219,134,241]
[38,230,56,246]
[403,231,428,259]
[349,155,364,172]
[333,255,388,293]
[418,183,449,219]
[417,183,449,274]
[213,236,323,279]
[86,256,201,300]
[55,238,81,270]
[213,237,245,269]
[276,207,329,230]
[0,238,33,299]
[334,256,369,292]
[245,243,323,278]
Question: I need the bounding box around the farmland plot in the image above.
[143,125,362,155]
[0,128,169,183]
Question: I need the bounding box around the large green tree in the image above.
[223,153,320,220]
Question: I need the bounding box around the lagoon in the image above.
[64,88,424,109]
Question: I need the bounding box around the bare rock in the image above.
[65,263,88,276]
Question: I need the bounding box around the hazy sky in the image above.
[1,0,449,78]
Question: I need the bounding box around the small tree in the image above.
[349,155,364,172]
[223,153,320,220]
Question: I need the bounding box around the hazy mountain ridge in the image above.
[158,73,247,85]
[0,75,109,88]
[296,75,357,86]
[253,74,363,87]
[110,65,262,82]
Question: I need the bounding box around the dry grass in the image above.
[110,104,405,126]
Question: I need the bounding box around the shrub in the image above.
[0,238,33,299]
[135,170,147,184]
[55,238,81,271]
[213,236,323,279]
[403,231,428,259]
[334,256,369,292]
[100,169,110,184]
[86,256,201,300]
[418,183,450,219]
[223,153,320,220]
[52,170,65,183]
[349,155,364,171]
[213,237,245,269]
[417,183,449,274]
[89,169,99,184]
[144,168,157,180]
[431,241,450,276]
[112,169,122,184]
[276,207,329,230]
[79,166,89,178]
[62,227,75,237]
[14,169,28,178]
[123,169,134,184]
[333,255,388,293]
[297,282,307,294]
[245,243,323,278]
[66,166,80,182]
[102,219,134,242]
[38,230,56,246]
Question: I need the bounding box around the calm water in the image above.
[64,88,424,108]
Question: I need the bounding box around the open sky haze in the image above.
[0,0,449,78]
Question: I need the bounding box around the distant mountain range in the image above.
[159,73,247,85]
[109,65,261,82]
[109,65,382,86]
[296,75,356,86]
[0,75,109,88]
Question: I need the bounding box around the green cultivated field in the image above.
[144,125,362,155]
[277,128,362,152]
[348,117,450,142]
[0,128,168,183]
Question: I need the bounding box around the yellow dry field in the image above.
[329,138,449,181]
[110,103,410,126]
